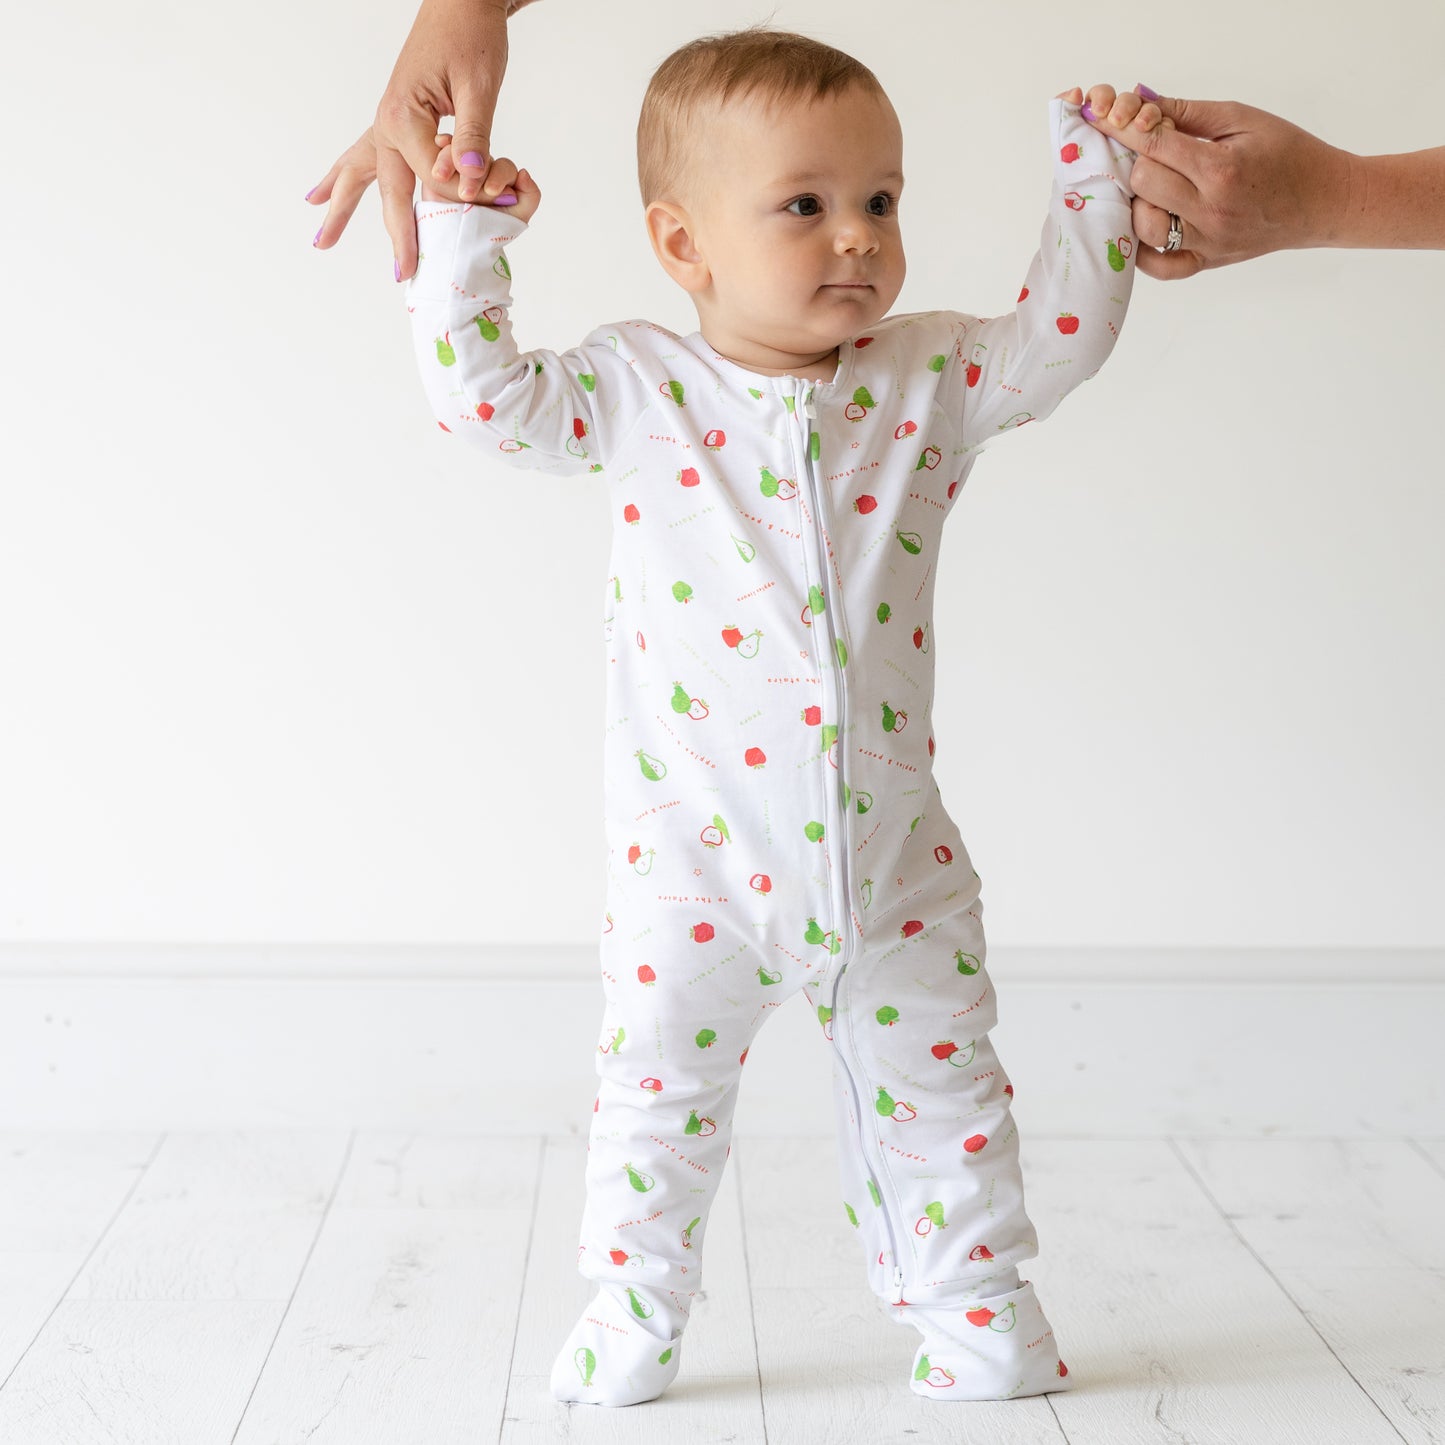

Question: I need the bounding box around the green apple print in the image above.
[1107,238,1127,272]
[955,950,981,976]
[876,1005,899,1027]
[867,1179,881,1207]
[926,1200,947,1230]
[636,750,667,782]
[696,1028,717,1049]
[672,580,693,604]
[626,1286,654,1320]
[876,602,892,624]
[927,353,947,373]
[844,1201,859,1227]
[575,1347,596,1385]
[434,335,456,367]
[732,534,757,563]
[808,584,825,616]
[578,371,596,392]
[665,379,686,406]
[875,1086,896,1117]
[473,312,501,342]
[804,821,825,842]
[896,530,923,555]
[625,1162,655,1192]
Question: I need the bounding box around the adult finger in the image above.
[451,72,505,201]
[377,142,420,281]
[1131,196,1176,250]
[1146,94,1250,144]
[1134,244,1205,281]
[1128,153,1202,222]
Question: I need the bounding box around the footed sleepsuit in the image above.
[407,99,1136,1403]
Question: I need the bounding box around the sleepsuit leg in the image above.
[551,943,805,1407]
[825,899,1073,1399]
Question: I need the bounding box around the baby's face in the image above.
[686,85,906,364]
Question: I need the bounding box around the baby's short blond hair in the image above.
[637,26,885,207]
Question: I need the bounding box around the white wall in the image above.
[2,0,1442,952]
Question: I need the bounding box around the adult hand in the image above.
[308,0,538,280]
[1085,92,1355,279]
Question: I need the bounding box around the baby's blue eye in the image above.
[787,196,822,217]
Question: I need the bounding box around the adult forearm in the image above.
[1335,148,1445,250]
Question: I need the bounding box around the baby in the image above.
[405,26,1160,1408]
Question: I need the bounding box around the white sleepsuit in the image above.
[406,99,1137,1405]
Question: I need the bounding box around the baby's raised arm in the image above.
[943,84,1157,452]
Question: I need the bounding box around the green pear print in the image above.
[626,1286,654,1320]
[636,750,667,782]
[808,585,825,616]
[817,1004,833,1028]
[473,312,500,342]
[875,1086,896,1117]
[844,1201,859,1227]
[670,683,692,714]
[881,701,899,733]
[804,918,827,946]
[683,1217,701,1247]
[747,387,764,400]
[760,467,780,498]
[867,1179,881,1206]
[927,353,947,373]
[731,534,757,563]
[577,371,596,392]
[804,821,824,842]
[1107,238,1127,272]
[834,638,848,668]
[925,1200,947,1230]
[434,335,456,367]
[809,431,821,462]
[757,965,782,986]
[877,602,892,624]
[896,530,923,555]
[575,1347,596,1385]
[658,1346,674,1365]
[955,950,981,975]
[665,379,686,406]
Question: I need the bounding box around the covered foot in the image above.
[549,1282,686,1407]
[903,1278,1073,1401]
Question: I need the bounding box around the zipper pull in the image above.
[802,387,817,420]
[891,1266,905,1305]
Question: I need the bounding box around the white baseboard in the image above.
[1,946,1442,1134]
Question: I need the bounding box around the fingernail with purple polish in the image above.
[1080,100,1097,122]
[493,193,518,206]
[394,258,402,281]
[313,226,322,247]
[305,186,316,201]
[1137,83,1160,102]
[458,150,486,169]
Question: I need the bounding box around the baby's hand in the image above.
[422,135,541,222]
[1057,84,1173,139]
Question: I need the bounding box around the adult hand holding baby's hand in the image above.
[423,140,541,222]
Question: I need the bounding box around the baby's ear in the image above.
[645,202,709,293]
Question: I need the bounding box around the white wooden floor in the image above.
[1,1132,1442,1445]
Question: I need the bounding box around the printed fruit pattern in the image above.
[437,107,1138,1347]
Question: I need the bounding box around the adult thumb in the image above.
[1149,94,1247,142]
[450,81,502,191]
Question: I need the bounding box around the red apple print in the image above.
[679,467,700,487]
[1056,313,1080,335]
[704,429,726,449]
[740,1048,749,1066]
[963,1134,987,1154]
[475,402,495,421]
[928,735,936,755]
[894,420,918,439]
[1018,285,1030,302]
[623,502,640,525]
[691,922,715,943]
[946,481,958,500]
[968,1244,995,1262]
[437,422,451,433]
[1060,142,1082,163]
[721,625,744,648]
[966,1306,996,1327]
[640,1077,663,1093]
[1064,190,1090,211]
[934,845,953,864]
[844,401,867,422]
[966,362,981,387]
[609,1249,630,1266]
[901,920,924,939]
[912,626,925,649]
[854,335,874,348]
[802,705,822,726]
[749,873,772,894]
[627,844,642,864]
[854,494,878,515]
[637,964,656,984]
[1058,1360,1069,1379]
[1004,1083,1014,1098]
[931,1041,957,1061]
[745,746,766,768]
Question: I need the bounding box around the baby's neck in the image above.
[698,330,840,383]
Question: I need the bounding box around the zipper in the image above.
[795,382,906,1309]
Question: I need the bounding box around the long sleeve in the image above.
[944,99,1138,452]
[405,202,649,475]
